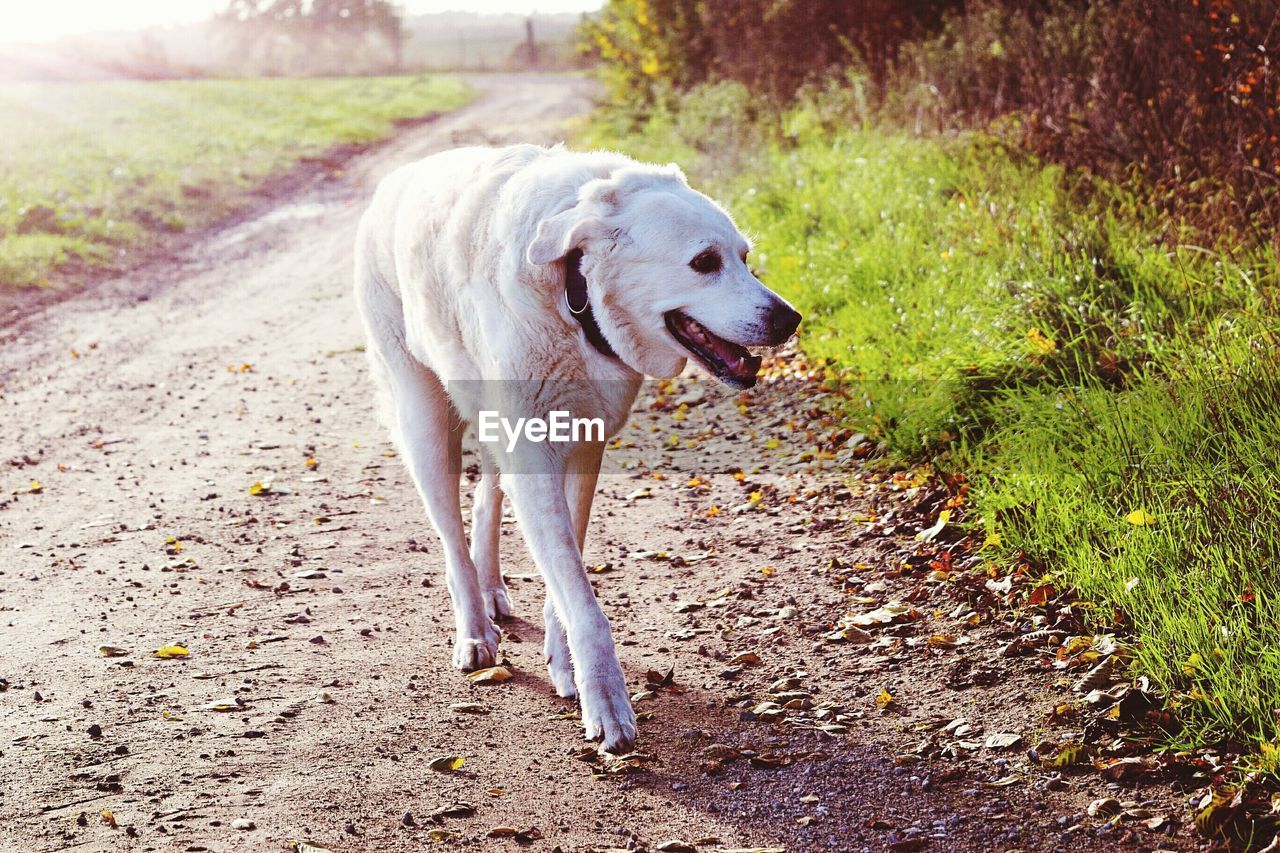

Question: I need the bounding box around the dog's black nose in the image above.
[766,303,802,344]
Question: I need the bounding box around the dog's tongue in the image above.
[681,315,760,382]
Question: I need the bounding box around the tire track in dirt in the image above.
[0,73,1199,851]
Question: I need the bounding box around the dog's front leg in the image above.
[542,441,605,698]
[504,466,635,754]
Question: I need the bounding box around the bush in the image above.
[586,0,1280,239]
[897,0,1280,237]
[580,0,957,107]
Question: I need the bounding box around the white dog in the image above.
[354,144,800,753]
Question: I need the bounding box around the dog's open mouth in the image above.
[664,310,762,389]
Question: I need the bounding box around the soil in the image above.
[0,73,1211,852]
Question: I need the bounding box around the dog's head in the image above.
[526,164,800,389]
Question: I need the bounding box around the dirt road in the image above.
[1,74,1200,852]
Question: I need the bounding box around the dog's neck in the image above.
[564,249,618,360]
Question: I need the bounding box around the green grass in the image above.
[0,75,471,295]
[586,85,1280,758]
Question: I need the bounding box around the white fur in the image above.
[353,144,797,753]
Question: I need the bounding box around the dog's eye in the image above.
[689,250,722,274]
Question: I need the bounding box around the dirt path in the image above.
[1,74,1203,852]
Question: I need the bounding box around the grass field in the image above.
[0,75,471,295]
[587,85,1280,759]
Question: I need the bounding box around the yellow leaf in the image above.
[27,480,43,494]
[706,505,721,518]
[465,665,512,685]
[154,644,189,659]
[426,829,459,842]
[760,566,777,577]
[875,689,894,709]
[249,481,270,496]
[1182,652,1203,676]
[100,808,118,828]
[304,457,319,469]
[1126,509,1157,526]
[748,490,764,505]
[764,438,780,450]
[427,755,466,772]
[915,509,951,542]
[1040,742,1087,769]
[1027,327,1058,355]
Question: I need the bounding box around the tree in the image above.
[217,0,404,75]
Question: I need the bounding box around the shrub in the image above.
[892,0,1279,236]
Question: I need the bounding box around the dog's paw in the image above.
[452,621,500,672]
[579,676,637,754]
[546,651,576,698]
[482,585,514,621]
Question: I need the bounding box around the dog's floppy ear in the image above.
[526,206,600,266]
[526,177,620,266]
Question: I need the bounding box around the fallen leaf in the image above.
[429,802,476,819]
[914,509,950,542]
[291,842,335,853]
[984,733,1022,750]
[153,644,189,659]
[983,774,1022,788]
[1088,797,1121,818]
[248,481,272,496]
[1027,326,1058,355]
[656,842,696,853]
[1027,583,1055,606]
[425,829,459,841]
[1126,509,1157,526]
[97,645,129,657]
[427,755,465,772]
[465,666,512,684]
[875,689,894,709]
[449,702,488,714]
[701,743,742,761]
[1039,741,1087,769]
[203,699,242,712]
[730,652,763,667]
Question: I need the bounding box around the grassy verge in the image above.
[0,75,471,297]
[585,86,1280,757]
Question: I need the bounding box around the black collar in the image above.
[564,249,617,359]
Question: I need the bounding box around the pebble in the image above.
[401,811,416,828]
[87,724,102,739]
[231,818,255,830]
